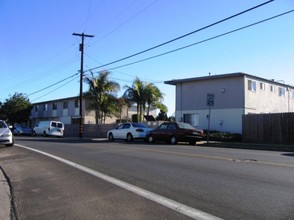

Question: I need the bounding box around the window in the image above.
[52,103,57,110]
[278,87,286,97]
[248,80,256,92]
[63,101,68,109]
[43,104,48,111]
[183,113,199,127]
[270,85,275,93]
[74,100,79,108]
[292,91,294,99]
[260,82,265,91]
[167,124,177,130]
[34,105,39,112]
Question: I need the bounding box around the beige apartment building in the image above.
[165,72,294,134]
[31,96,157,126]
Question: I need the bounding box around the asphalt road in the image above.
[1,136,294,219]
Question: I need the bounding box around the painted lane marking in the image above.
[16,144,222,220]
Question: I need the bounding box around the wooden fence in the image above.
[64,124,115,138]
[242,112,294,144]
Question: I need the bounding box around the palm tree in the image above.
[145,82,165,116]
[84,70,120,124]
[123,77,146,122]
[123,77,166,122]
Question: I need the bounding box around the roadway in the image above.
[0,136,294,219]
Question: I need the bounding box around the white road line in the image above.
[16,144,223,220]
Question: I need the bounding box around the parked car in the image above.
[33,121,64,137]
[107,123,151,142]
[146,122,204,145]
[0,120,14,147]
[13,125,33,136]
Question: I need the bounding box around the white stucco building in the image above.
[165,72,294,134]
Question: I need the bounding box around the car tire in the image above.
[126,133,133,142]
[32,131,36,136]
[43,131,47,137]
[147,135,154,143]
[108,133,114,141]
[6,138,14,147]
[189,140,196,145]
[170,136,177,145]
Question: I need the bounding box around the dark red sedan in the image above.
[146,122,204,145]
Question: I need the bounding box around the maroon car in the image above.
[146,122,204,145]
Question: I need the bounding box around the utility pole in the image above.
[72,32,94,138]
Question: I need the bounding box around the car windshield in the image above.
[132,123,147,128]
[0,121,8,129]
[177,122,195,130]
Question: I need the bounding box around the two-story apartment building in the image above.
[165,72,294,134]
[31,96,157,126]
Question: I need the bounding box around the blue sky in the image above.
[1,0,293,116]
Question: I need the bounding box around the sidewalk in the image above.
[0,167,11,220]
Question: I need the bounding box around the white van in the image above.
[33,121,64,137]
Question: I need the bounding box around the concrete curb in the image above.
[0,167,11,220]
[197,141,294,152]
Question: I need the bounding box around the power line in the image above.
[27,73,79,97]
[86,0,274,73]
[31,75,80,102]
[106,10,294,71]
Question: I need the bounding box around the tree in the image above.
[156,110,169,121]
[123,77,166,122]
[84,70,120,124]
[123,77,146,122]
[145,83,165,116]
[0,93,32,124]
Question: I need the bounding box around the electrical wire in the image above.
[85,0,274,73]
[91,0,159,45]
[31,75,80,102]
[105,10,294,71]
[25,0,278,101]
[27,73,79,97]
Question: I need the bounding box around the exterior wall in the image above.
[31,97,157,126]
[244,76,294,114]
[170,73,294,134]
[175,75,245,133]
[178,108,244,133]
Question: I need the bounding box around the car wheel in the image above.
[6,138,14,147]
[43,131,47,137]
[32,131,36,136]
[126,133,133,142]
[170,136,177,145]
[147,135,154,143]
[189,140,196,145]
[108,133,114,141]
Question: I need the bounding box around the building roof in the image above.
[164,72,294,89]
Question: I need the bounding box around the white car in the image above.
[107,123,151,142]
[0,120,14,147]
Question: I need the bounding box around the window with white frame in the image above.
[63,101,68,109]
[52,103,57,110]
[183,113,199,127]
[270,85,275,93]
[74,99,79,108]
[43,104,48,111]
[292,90,294,99]
[278,87,286,97]
[248,80,256,92]
[260,82,265,91]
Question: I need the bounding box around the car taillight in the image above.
[136,129,144,132]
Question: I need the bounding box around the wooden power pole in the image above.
[72,32,94,138]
